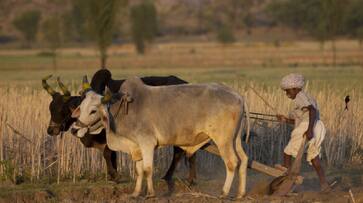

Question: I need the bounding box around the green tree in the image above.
[204,0,253,44]
[228,0,254,31]
[266,0,321,35]
[320,0,347,66]
[130,1,158,54]
[267,0,347,66]
[83,0,124,68]
[211,0,252,29]
[12,10,41,47]
[344,0,363,46]
[216,24,235,44]
[62,0,89,43]
[42,16,62,70]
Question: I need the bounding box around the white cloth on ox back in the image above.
[280,73,305,90]
[284,120,326,164]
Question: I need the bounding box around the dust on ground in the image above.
[1,166,363,203]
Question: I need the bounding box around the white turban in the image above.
[280,73,305,90]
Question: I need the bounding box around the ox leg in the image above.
[132,160,144,197]
[218,142,238,198]
[187,154,197,186]
[141,145,156,198]
[162,146,184,193]
[235,138,248,199]
[103,146,121,182]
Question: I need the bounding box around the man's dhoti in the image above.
[284,120,326,164]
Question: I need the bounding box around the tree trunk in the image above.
[52,49,57,72]
[100,51,107,69]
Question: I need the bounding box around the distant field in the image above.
[0,40,362,91]
[0,40,362,71]
[1,66,362,92]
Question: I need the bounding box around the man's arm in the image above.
[302,105,317,140]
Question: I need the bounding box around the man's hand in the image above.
[276,114,288,122]
[304,129,314,140]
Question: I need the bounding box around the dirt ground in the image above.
[1,166,363,203]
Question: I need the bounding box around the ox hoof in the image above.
[109,175,126,184]
[164,179,175,193]
[219,193,228,199]
[146,193,156,199]
[187,179,197,186]
[219,192,236,200]
[162,190,173,197]
[236,193,246,200]
[131,192,141,198]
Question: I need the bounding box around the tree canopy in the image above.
[12,10,41,47]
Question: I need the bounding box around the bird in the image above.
[344,95,350,110]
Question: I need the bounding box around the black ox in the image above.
[43,69,197,191]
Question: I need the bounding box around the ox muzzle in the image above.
[71,118,103,138]
[47,120,63,136]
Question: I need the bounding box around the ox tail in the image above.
[243,98,251,143]
[233,98,250,198]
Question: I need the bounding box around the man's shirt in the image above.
[289,90,320,126]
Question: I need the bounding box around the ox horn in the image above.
[82,75,92,92]
[101,88,112,104]
[57,77,71,98]
[42,75,56,96]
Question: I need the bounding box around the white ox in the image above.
[71,76,250,198]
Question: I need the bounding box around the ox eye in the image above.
[90,110,97,115]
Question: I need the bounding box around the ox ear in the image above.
[99,105,116,133]
[71,106,81,118]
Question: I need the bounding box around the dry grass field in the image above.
[0,40,363,202]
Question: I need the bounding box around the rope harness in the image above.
[49,114,73,132]
[74,117,103,134]
[247,112,280,122]
[114,93,133,118]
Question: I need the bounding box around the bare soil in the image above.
[1,166,363,203]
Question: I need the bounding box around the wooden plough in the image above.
[201,143,304,196]
[202,144,290,179]
[198,108,304,196]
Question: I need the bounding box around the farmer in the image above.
[276,73,331,192]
